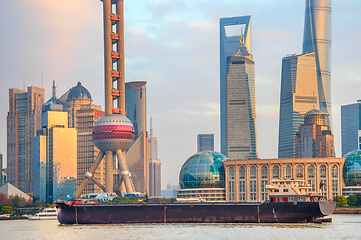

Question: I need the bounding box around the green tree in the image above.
[1,206,12,214]
[10,196,20,207]
[333,196,347,207]
[355,193,361,206]
[347,195,357,206]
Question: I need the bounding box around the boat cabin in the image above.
[266,178,321,203]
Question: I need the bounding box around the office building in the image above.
[341,100,361,156]
[32,111,77,203]
[7,86,44,195]
[302,0,332,127]
[295,109,334,158]
[124,81,149,193]
[220,16,257,159]
[278,53,319,158]
[224,157,344,202]
[148,118,161,197]
[197,134,214,152]
[61,82,105,194]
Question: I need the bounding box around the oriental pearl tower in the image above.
[75,0,134,198]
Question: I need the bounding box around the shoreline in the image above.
[334,207,361,214]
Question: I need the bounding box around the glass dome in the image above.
[179,151,228,189]
[343,150,361,186]
[67,82,92,100]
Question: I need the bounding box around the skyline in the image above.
[0,0,361,189]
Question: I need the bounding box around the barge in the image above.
[56,178,335,224]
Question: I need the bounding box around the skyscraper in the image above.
[220,16,257,159]
[148,118,161,197]
[278,53,319,158]
[125,81,149,193]
[32,111,77,203]
[341,100,361,156]
[295,109,334,158]
[302,0,332,127]
[7,86,44,195]
[197,134,214,152]
[62,82,105,194]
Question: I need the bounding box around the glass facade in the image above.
[341,102,361,156]
[343,150,361,186]
[197,134,214,152]
[7,87,44,194]
[179,151,228,189]
[278,53,319,158]
[220,16,257,160]
[302,0,332,127]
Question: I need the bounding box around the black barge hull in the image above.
[56,201,335,224]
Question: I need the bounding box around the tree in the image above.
[347,195,357,206]
[356,193,361,206]
[333,196,347,207]
[1,206,12,214]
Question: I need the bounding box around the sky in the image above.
[0,0,361,189]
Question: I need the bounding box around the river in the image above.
[0,214,360,240]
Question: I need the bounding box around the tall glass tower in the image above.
[341,100,361,156]
[220,16,257,160]
[278,53,319,158]
[302,0,332,127]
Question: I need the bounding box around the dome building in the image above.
[342,150,361,197]
[59,82,105,194]
[177,151,228,202]
[295,109,335,158]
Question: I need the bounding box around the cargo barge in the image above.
[56,178,336,224]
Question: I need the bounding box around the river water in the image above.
[1,214,360,240]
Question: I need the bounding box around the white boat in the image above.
[28,207,59,220]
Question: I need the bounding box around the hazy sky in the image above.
[1,0,360,189]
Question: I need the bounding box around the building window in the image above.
[272,165,280,179]
[250,166,257,201]
[261,166,268,179]
[239,166,246,201]
[250,166,257,179]
[228,167,235,201]
[229,167,235,180]
[239,181,246,201]
[284,165,292,179]
[331,165,338,178]
[250,180,257,201]
[308,165,316,192]
[239,166,245,180]
[320,165,327,198]
[296,165,304,179]
[332,180,338,198]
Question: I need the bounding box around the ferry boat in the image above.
[28,207,59,220]
[56,178,335,224]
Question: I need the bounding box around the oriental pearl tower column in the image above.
[75,0,134,198]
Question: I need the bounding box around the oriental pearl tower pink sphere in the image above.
[93,114,135,153]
